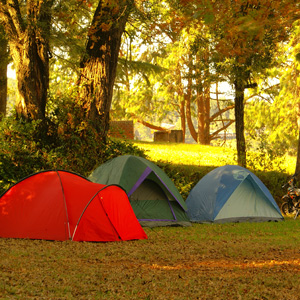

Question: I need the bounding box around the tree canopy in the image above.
[0,0,299,171]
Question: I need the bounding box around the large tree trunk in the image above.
[0,1,53,120]
[234,78,247,167]
[13,34,50,120]
[78,0,132,141]
[0,61,7,119]
[0,28,8,119]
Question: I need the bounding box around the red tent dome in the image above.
[0,170,147,242]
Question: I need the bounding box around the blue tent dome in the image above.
[186,165,283,223]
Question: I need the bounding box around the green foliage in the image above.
[0,117,52,192]
[245,93,298,161]
[156,160,213,199]
[246,129,287,173]
[103,138,146,162]
[0,100,146,195]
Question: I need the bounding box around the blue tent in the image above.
[186,165,283,223]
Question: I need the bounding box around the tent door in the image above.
[130,179,177,221]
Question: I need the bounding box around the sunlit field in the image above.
[134,141,296,174]
[135,142,235,167]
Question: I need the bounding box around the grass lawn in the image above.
[133,141,295,174]
[1,142,299,299]
[1,220,300,299]
[134,141,236,168]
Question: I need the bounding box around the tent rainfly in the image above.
[0,170,147,242]
[186,165,283,223]
[89,155,191,227]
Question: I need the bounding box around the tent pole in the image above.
[56,170,72,240]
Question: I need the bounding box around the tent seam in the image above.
[71,184,123,241]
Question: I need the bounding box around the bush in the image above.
[154,160,215,200]
[0,108,146,195]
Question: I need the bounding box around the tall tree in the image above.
[78,0,134,141]
[215,0,296,167]
[288,23,300,177]
[181,0,298,166]
[0,1,55,119]
[276,21,300,175]
[113,1,235,144]
[112,0,188,139]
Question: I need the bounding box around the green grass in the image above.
[1,221,300,299]
[1,141,300,299]
[134,141,295,174]
[134,141,236,168]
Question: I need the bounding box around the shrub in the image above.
[0,105,145,195]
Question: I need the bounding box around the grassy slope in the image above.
[134,141,236,167]
[134,141,296,204]
[1,141,300,299]
[134,141,295,173]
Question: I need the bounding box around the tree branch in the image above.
[210,120,235,140]
[210,104,235,121]
[130,114,169,131]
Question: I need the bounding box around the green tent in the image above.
[89,155,191,227]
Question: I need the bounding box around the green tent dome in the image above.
[89,155,191,227]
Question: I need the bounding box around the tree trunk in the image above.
[197,85,210,145]
[234,78,247,167]
[296,130,300,176]
[196,51,211,145]
[168,63,186,142]
[78,0,132,141]
[180,98,186,143]
[13,34,50,120]
[0,29,8,119]
[0,1,53,120]
[0,62,7,119]
[185,71,198,142]
[295,103,300,181]
[175,66,186,143]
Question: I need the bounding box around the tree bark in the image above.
[185,73,198,142]
[78,0,132,141]
[186,76,235,144]
[0,1,53,120]
[196,52,211,145]
[0,62,7,119]
[197,86,210,145]
[0,28,8,119]
[179,98,186,143]
[295,103,300,182]
[234,78,247,167]
[296,130,300,177]
[175,66,186,143]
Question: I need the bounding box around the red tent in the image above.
[0,170,147,242]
